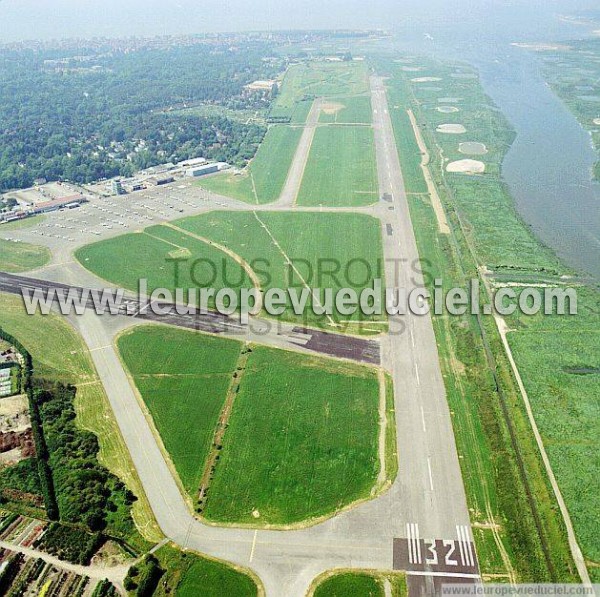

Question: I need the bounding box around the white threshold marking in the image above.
[406,522,422,564]
[407,571,481,579]
[427,457,434,491]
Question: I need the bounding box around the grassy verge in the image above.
[117,326,242,497]
[0,215,45,230]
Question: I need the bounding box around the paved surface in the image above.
[0,76,478,596]
[0,271,380,366]
[278,98,321,207]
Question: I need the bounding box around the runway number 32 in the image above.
[424,539,459,566]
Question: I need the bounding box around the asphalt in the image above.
[0,76,479,596]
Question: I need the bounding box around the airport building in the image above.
[185,163,220,178]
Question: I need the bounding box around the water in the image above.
[391,9,600,281]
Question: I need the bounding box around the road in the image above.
[0,77,478,596]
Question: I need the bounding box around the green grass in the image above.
[312,572,384,597]
[77,211,386,330]
[118,326,242,496]
[0,292,161,545]
[0,237,50,272]
[297,125,378,206]
[154,544,259,597]
[270,61,370,123]
[118,326,387,526]
[203,346,381,525]
[319,95,372,124]
[198,125,302,204]
[75,226,250,305]
[0,215,45,230]
[507,324,600,562]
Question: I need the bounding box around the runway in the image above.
[0,75,478,596]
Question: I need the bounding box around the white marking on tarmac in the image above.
[407,571,481,579]
[427,457,434,491]
[420,405,427,432]
[249,530,258,562]
[456,525,466,566]
[414,362,420,385]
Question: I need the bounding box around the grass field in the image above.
[270,61,370,123]
[313,573,383,597]
[311,571,406,597]
[0,216,45,230]
[379,55,592,581]
[0,237,50,272]
[154,544,260,597]
[118,325,390,526]
[198,125,302,204]
[118,326,243,496]
[203,346,382,525]
[77,210,386,330]
[297,125,378,207]
[319,95,372,124]
[0,293,161,546]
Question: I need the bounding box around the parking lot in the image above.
[0,181,244,259]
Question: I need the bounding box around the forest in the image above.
[0,40,281,190]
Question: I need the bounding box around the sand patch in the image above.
[320,102,344,115]
[447,159,485,174]
[593,118,600,125]
[401,66,423,72]
[459,142,488,155]
[411,77,442,83]
[437,123,467,134]
[437,106,460,113]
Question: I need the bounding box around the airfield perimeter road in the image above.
[0,76,478,596]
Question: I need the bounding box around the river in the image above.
[391,7,600,281]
